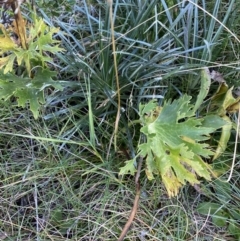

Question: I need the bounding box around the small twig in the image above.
[118,157,144,241]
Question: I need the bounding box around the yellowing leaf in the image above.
[126,96,224,197]
[0,36,17,50]
[119,70,233,197]
[0,18,64,76]
[12,12,27,49]
[0,24,18,51]
[227,98,240,113]
[162,170,183,197]
[210,83,238,116]
[0,56,10,69]
[212,115,232,161]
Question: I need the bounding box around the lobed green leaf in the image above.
[0,69,64,119]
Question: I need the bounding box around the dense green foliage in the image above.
[0,0,239,240]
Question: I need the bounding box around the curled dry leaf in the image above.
[210,70,226,83]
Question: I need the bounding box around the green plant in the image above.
[45,0,236,149]
[0,0,239,240]
[120,68,229,197]
[0,8,65,118]
[197,179,240,240]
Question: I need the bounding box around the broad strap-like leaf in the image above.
[193,68,211,112]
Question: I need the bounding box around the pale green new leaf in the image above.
[0,24,18,51]
[28,18,64,54]
[119,159,136,176]
[3,54,16,74]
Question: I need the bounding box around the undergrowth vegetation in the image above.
[0,0,239,240]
